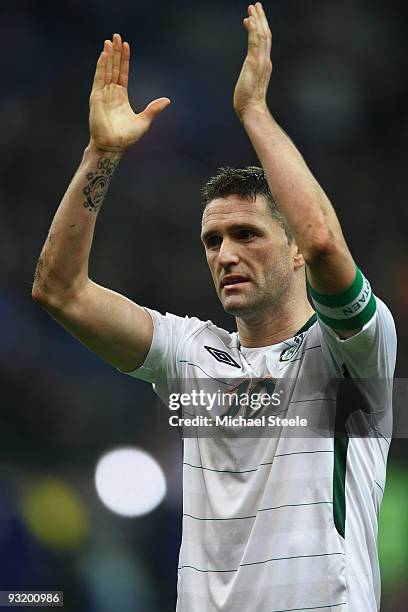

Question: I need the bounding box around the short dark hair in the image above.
[201,166,292,242]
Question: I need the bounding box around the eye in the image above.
[205,235,222,249]
[237,229,256,240]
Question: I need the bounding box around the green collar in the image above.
[295,312,317,336]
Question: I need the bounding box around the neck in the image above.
[236,296,315,348]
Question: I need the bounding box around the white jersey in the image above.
[124,292,396,611]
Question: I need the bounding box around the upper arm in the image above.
[42,280,153,372]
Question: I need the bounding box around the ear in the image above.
[291,242,306,271]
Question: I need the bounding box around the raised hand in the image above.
[89,33,171,152]
[233,3,272,120]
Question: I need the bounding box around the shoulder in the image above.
[145,307,233,346]
[315,297,397,378]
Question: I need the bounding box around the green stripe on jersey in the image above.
[333,435,349,538]
[309,267,377,330]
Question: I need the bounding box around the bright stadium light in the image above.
[95,447,166,517]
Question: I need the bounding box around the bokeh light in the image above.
[95,447,166,517]
[378,463,408,589]
[21,477,89,551]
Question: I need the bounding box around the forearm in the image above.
[241,106,345,261]
[32,142,122,306]
[234,3,356,300]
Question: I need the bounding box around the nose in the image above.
[218,239,240,268]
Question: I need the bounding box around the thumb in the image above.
[142,97,171,123]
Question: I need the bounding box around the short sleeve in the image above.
[120,308,207,387]
[317,297,397,379]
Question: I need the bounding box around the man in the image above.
[33,3,396,611]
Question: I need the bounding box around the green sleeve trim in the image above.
[308,265,362,307]
[316,293,377,330]
[309,266,377,330]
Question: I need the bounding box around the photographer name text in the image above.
[169,415,308,428]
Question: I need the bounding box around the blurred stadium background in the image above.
[1,0,407,610]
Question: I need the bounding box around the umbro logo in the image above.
[204,346,241,369]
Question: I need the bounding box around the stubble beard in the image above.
[221,270,293,321]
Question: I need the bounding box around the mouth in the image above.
[220,274,250,291]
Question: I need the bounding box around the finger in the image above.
[119,41,130,89]
[244,11,259,60]
[254,3,266,67]
[255,2,272,57]
[92,50,107,92]
[251,3,268,72]
[248,3,258,23]
[142,97,171,123]
[112,33,122,85]
[256,2,271,35]
[105,39,113,85]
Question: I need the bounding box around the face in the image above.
[201,194,297,319]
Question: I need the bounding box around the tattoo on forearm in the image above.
[83,157,119,213]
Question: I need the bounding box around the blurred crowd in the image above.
[0,0,407,610]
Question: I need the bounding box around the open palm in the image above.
[233,4,272,120]
[89,33,170,152]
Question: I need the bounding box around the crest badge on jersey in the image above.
[279,332,306,362]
